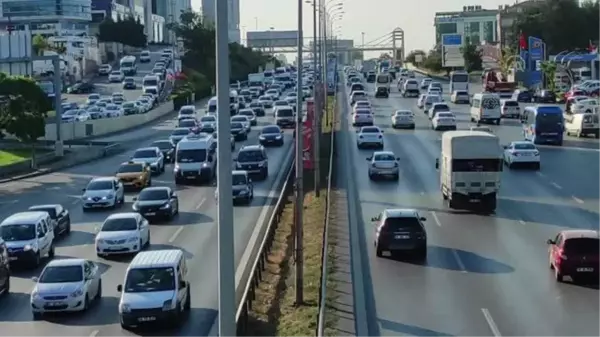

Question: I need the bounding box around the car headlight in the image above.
[132,203,139,211]
[127,237,139,243]
[120,303,131,313]
[259,135,265,140]
[150,161,158,166]
[105,194,114,200]
[275,135,282,139]
[160,203,171,209]
[258,162,265,167]
[162,299,174,311]
[24,244,37,252]
[31,290,41,299]
[70,288,84,298]
[202,162,209,167]
[174,165,180,172]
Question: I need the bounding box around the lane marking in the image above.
[431,211,442,227]
[0,200,19,205]
[89,330,99,337]
[195,197,206,210]
[481,308,502,336]
[451,249,467,273]
[168,226,184,243]
[550,182,562,190]
[535,171,546,178]
[71,199,80,205]
[572,196,584,204]
[519,220,526,225]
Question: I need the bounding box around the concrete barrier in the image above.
[42,100,174,141]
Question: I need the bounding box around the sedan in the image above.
[356,126,384,149]
[95,213,150,257]
[259,125,284,146]
[81,177,125,210]
[104,104,123,117]
[31,259,102,319]
[367,151,400,180]
[352,109,374,127]
[231,115,251,132]
[199,115,217,133]
[391,110,415,129]
[122,77,136,90]
[108,71,124,83]
[258,96,274,108]
[67,82,95,94]
[170,127,192,145]
[431,112,457,131]
[130,147,165,173]
[503,141,540,169]
[151,140,175,163]
[122,101,139,115]
[61,109,90,123]
[238,109,257,126]
[249,102,265,116]
[132,186,179,221]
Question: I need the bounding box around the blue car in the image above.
[512,89,533,103]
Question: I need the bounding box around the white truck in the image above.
[436,130,503,213]
[248,73,264,89]
[361,60,376,77]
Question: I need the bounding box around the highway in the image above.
[339,72,599,336]
[0,106,294,335]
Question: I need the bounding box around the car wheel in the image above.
[96,280,103,300]
[48,244,55,259]
[185,289,191,311]
[393,174,399,181]
[83,294,90,311]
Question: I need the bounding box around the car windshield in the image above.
[240,111,254,117]
[456,91,468,95]
[88,107,101,112]
[514,143,536,150]
[262,126,280,134]
[374,154,395,161]
[276,109,293,117]
[232,117,247,123]
[125,267,175,293]
[356,110,370,115]
[39,265,83,283]
[564,238,599,255]
[88,94,100,100]
[63,110,78,116]
[176,149,206,163]
[200,116,216,122]
[106,105,118,110]
[362,127,379,133]
[383,217,422,232]
[133,150,157,158]
[504,100,519,107]
[87,180,113,190]
[536,112,563,125]
[172,129,190,136]
[111,71,121,75]
[238,150,263,162]
[231,122,244,129]
[179,120,196,127]
[232,174,247,185]
[438,113,454,118]
[275,101,287,106]
[426,96,441,103]
[138,189,169,201]
[152,141,172,150]
[0,224,36,241]
[434,104,450,111]
[180,108,194,115]
[207,104,217,113]
[101,217,137,231]
[124,78,134,83]
[118,163,144,173]
[123,103,135,108]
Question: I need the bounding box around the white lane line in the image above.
[89,330,99,337]
[481,308,502,336]
[195,197,206,210]
[536,171,546,177]
[431,211,442,227]
[519,220,526,225]
[0,200,19,205]
[71,198,80,205]
[451,249,467,273]
[550,182,562,190]
[572,196,584,204]
[168,226,184,243]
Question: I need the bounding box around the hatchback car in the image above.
[372,209,427,259]
[547,230,599,283]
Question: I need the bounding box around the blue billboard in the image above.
[326,54,337,96]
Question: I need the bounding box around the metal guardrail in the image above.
[316,92,337,336]
[235,157,296,335]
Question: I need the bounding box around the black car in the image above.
[231,170,254,204]
[235,145,269,180]
[372,209,427,260]
[28,204,71,237]
[231,122,248,141]
[259,125,284,146]
[375,86,389,98]
[249,102,265,116]
[122,77,137,90]
[512,89,533,103]
[534,90,556,103]
[66,82,95,94]
[132,186,179,221]
[151,140,175,163]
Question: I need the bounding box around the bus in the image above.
[522,105,565,145]
[450,71,469,93]
[119,55,137,76]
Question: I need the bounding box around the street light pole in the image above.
[312,0,320,197]
[215,0,235,334]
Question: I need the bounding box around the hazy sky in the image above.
[191,0,516,56]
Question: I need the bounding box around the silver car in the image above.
[367,151,400,180]
[81,177,124,210]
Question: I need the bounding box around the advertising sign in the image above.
[326,55,337,96]
[303,99,315,169]
[246,30,298,48]
[528,36,545,87]
[441,34,464,68]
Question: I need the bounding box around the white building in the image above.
[0,0,92,36]
[201,0,240,44]
[434,5,498,45]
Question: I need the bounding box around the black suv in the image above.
[234,145,269,180]
[372,209,427,260]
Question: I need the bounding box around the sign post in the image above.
[441,33,464,68]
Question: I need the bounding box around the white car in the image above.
[391,110,415,129]
[95,213,150,257]
[86,93,101,105]
[350,90,367,105]
[131,147,165,173]
[61,109,90,122]
[571,98,599,114]
[428,102,451,120]
[367,151,400,180]
[178,105,196,120]
[451,90,470,104]
[199,115,217,131]
[352,108,374,126]
[353,101,371,113]
[139,50,151,62]
[231,115,251,132]
[138,98,152,111]
[108,71,125,83]
[500,99,521,118]
[420,78,432,89]
[81,177,125,210]
[427,88,442,96]
[417,94,427,108]
[503,141,540,169]
[104,104,124,117]
[98,64,112,75]
[265,89,280,99]
[238,109,257,126]
[423,94,443,112]
[30,259,102,319]
[356,126,384,149]
[431,112,457,131]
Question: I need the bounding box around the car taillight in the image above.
[557,248,567,261]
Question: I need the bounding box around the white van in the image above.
[119,56,137,76]
[565,113,599,138]
[450,71,469,93]
[375,73,391,95]
[470,93,501,125]
[117,250,190,329]
[174,133,217,184]
[0,211,55,267]
[206,96,217,114]
[142,75,160,92]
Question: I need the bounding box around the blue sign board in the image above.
[326,57,337,95]
[442,34,462,46]
[528,36,544,61]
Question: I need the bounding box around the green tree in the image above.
[97,16,146,48]
[540,61,558,91]
[461,39,483,72]
[32,34,67,56]
[405,50,426,64]
[422,46,443,73]
[498,47,517,79]
[0,74,50,167]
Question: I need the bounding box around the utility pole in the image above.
[312,0,320,197]
[215,0,235,334]
[361,32,365,47]
[294,0,304,306]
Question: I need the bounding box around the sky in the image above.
[191,0,519,57]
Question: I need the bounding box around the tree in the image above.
[405,50,426,64]
[540,61,558,91]
[32,34,66,56]
[97,16,146,48]
[0,74,50,167]
[461,39,483,72]
[422,46,443,73]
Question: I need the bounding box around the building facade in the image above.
[434,5,498,46]
[201,0,240,44]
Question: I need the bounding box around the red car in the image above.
[564,89,587,101]
[547,230,599,283]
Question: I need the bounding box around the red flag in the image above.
[519,32,527,50]
[588,40,596,53]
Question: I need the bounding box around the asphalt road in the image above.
[0,105,294,335]
[339,73,599,336]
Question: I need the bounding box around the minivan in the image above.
[565,113,599,138]
[470,93,501,125]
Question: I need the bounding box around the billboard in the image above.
[441,33,464,68]
[246,30,298,48]
[303,99,315,170]
[326,54,337,96]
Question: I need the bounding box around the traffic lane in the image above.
[0,125,294,336]
[379,92,599,335]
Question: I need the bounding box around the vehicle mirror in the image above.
[81,188,86,192]
[117,284,123,292]
[171,192,178,198]
[208,157,213,163]
[435,158,439,169]
[366,157,372,161]
[179,280,186,289]
[420,217,427,221]
[32,276,39,282]
[546,239,555,245]
[248,178,252,183]
[370,215,380,221]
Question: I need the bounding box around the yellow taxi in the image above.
[115,161,151,189]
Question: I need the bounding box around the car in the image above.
[420,78,432,89]
[428,82,443,92]
[533,90,556,103]
[547,230,599,283]
[170,127,192,145]
[273,100,290,111]
[565,95,590,113]
[352,108,374,127]
[349,90,367,105]
[67,82,95,94]
[372,209,427,259]
[431,112,457,131]
[108,70,125,83]
[571,98,599,114]
[28,204,71,237]
[130,147,165,173]
[428,102,451,120]
[416,94,427,108]
[81,177,125,210]
[366,151,400,180]
[86,93,101,105]
[116,161,152,189]
[375,86,389,98]
[0,211,56,267]
[121,77,136,90]
[500,99,521,118]
[95,213,150,257]
[198,115,217,133]
[258,95,274,108]
[85,106,104,119]
[274,106,296,128]
[427,88,442,96]
[238,109,257,126]
[391,110,415,129]
[503,141,540,169]
[61,109,90,123]
[231,121,248,141]
[265,89,280,99]
[234,145,269,179]
[139,50,151,62]
[230,170,254,203]
[356,126,384,149]
[248,102,266,116]
[30,259,102,319]
[151,140,176,163]
[132,186,179,220]
[104,104,124,117]
[450,90,470,104]
[122,101,139,115]
[354,100,371,112]
[259,124,284,146]
[178,118,199,132]
[512,89,533,102]
[422,94,443,112]
[177,105,196,120]
[98,64,112,75]
[112,96,125,106]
